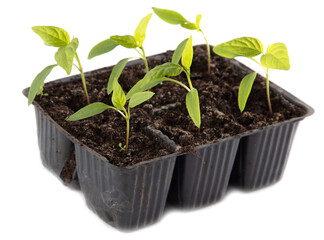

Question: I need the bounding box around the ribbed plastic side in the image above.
[230,121,300,191]
[75,144,176,230]
[34,107,75,178]
[167,137,240,208]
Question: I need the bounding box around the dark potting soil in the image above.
[145,46,305,149]
[39,90,171,167]
[60,151,76,184]
[147,46,306,130]
[35,45,306,169]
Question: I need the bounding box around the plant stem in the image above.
[163,77,191,92]
[140,46,149,73]
[73,64,81,71]
[185,70,193,90]
[266,68,273,115]
[115,107,129,152]
[125,108,130,152]
[247,57,272,114]
[116,109,126,118]
[200,30,211,74]
[248,57,267,72]
[75,53,90,105]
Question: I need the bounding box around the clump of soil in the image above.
[60,151,76,184]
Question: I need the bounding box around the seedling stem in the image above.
[200,29,211,74]
[75,52,90,105]
[265,68,272,115]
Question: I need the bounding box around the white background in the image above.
[1,0,323,239]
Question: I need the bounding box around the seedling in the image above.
[213,37,290,114]
[66,58,155,152]
[28,26,90,105]
[118,143,126,151]
[152,7,211,74]
[88,14,152,72]
[127,36,201,129]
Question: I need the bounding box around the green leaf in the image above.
[110,35,138,48]
[172,38,189,64]
[152,7,188,25]
[88,39,119,59]
[238,72,257,112]
[186,88,201,128]
[66,102,112,121]
[107,58,129,95]
[32,26,70,47]
[147,62,183,79]
[180,22,198,30]
[127,77,167,100]
[129,91,155,108]
[182,35,193,70]
[70,38,79,49]
[196,14,202,30]
[112,83,126,109]
[54,38,79,74]
[118,143,126,151]
[213,37,263,58]
[134,13,152,47]
[260,43,290,70]
[152,7,198,30]
[126,63,183,99]
[28,64,57,105]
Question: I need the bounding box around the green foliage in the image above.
[213,37,263,58]
[186,88,201,128]
[172,38,189,64]
[55,38,79,74]
[238,72,257,112]
[29,14,293,157]
[110,35,138,49]
[126,62,183,99]
[260,43,290,70]
[181,22,198,30]
[32,26,70,47]
[67,62,155,152]
[107,58,130,95]
[134,13,152,47]
[112,83,127,110]
[28,64,57,105]
[214,37,290,114]
[88,39,118,59]
[67,85,154,121]
[118,143,126,151]
[196,14,202,29]
[68,36,200,144]
[181,36,193,70]
[127,37,201,128]
[152,7,188,25]
[29,26,89,105]
[88,13,152,72]
[129,92,155,108]
[66,102,113,121]
[152,7,211,73]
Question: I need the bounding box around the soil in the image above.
[60,151,76,184]
[145,46,305,150]
[39,94,171,167]
[34,45,306,171]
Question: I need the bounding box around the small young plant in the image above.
[213,37,290,115]
[66,59,155,152]
[152,7,211,74]
[88,14,152,72]
[28,26,90,105]
[127,36,201,129]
